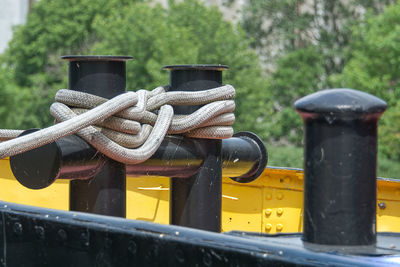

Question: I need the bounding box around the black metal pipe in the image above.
[164,64,228,232]
[10,129,106,189]
[295,88,387,246]
[128,131,266,181]
[63,55,131,217]
[127,135,205,178]
[10,131,267,188]
[223,131,267,183]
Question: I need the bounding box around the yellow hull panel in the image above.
[1,158,399,233]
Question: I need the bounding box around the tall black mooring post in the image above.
[63,55,132,217]
[295,88,387,246]
[164,65,228,232]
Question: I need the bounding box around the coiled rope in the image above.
[0,85,235,164]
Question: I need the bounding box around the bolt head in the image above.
[13,222,22,235]
[57,229,67,241]
[277,208,283,215]
[35,226,45,240]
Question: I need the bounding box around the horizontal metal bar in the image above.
[10,129,106,189]
[10,131,267,189]
[128,132,267,182]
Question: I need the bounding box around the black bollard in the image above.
[62,55,132,217]
[164,65,228,232]
[295,88,387,246]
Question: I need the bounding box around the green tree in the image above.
[241,0,397,146]
[5,0,134,85]
[0,64,14,128]
[379,104,400,161]
[242,0,395,74]
[1,0,269,137]
[331,3,400,103]
[0,61,49,128]
[266,46,325,144]
[2,0,136,128]
[331,3,400,161]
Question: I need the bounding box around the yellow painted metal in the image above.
[0,158,69,210]
[377,178,400,232]
[126,177,170,224]
[262,188,303,233]
[1,157,400,233]
[221,183,263,232]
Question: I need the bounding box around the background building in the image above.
[0,0,31,53]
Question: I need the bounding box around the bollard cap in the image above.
[62,55,133,62]
[163,64,228,71]
[294,88,387,116]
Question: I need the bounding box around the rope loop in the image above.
[0,85,235,164]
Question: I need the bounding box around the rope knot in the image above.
[0,85,236,164]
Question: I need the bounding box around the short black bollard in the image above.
[63,55,132,218]
[164,65,228,232]
[295,88,387,246]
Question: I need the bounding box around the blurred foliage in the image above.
[1,0,136,128]
[0,60,44,128]
[242,0,400,158]
[90,0,270,137]
[331,3,400,161]
[268,145,400,178]
[0,0,269,136]
[331,3,400,103]
[240,0,399,169]
[379,104,400,161]
[267,145,303,168]
[266,46,325,145]
[5,0,134,85]
[0,64,14,128]
[242,0,396,73]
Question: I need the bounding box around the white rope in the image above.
[0,130,24,141]
[0,85,235,164]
